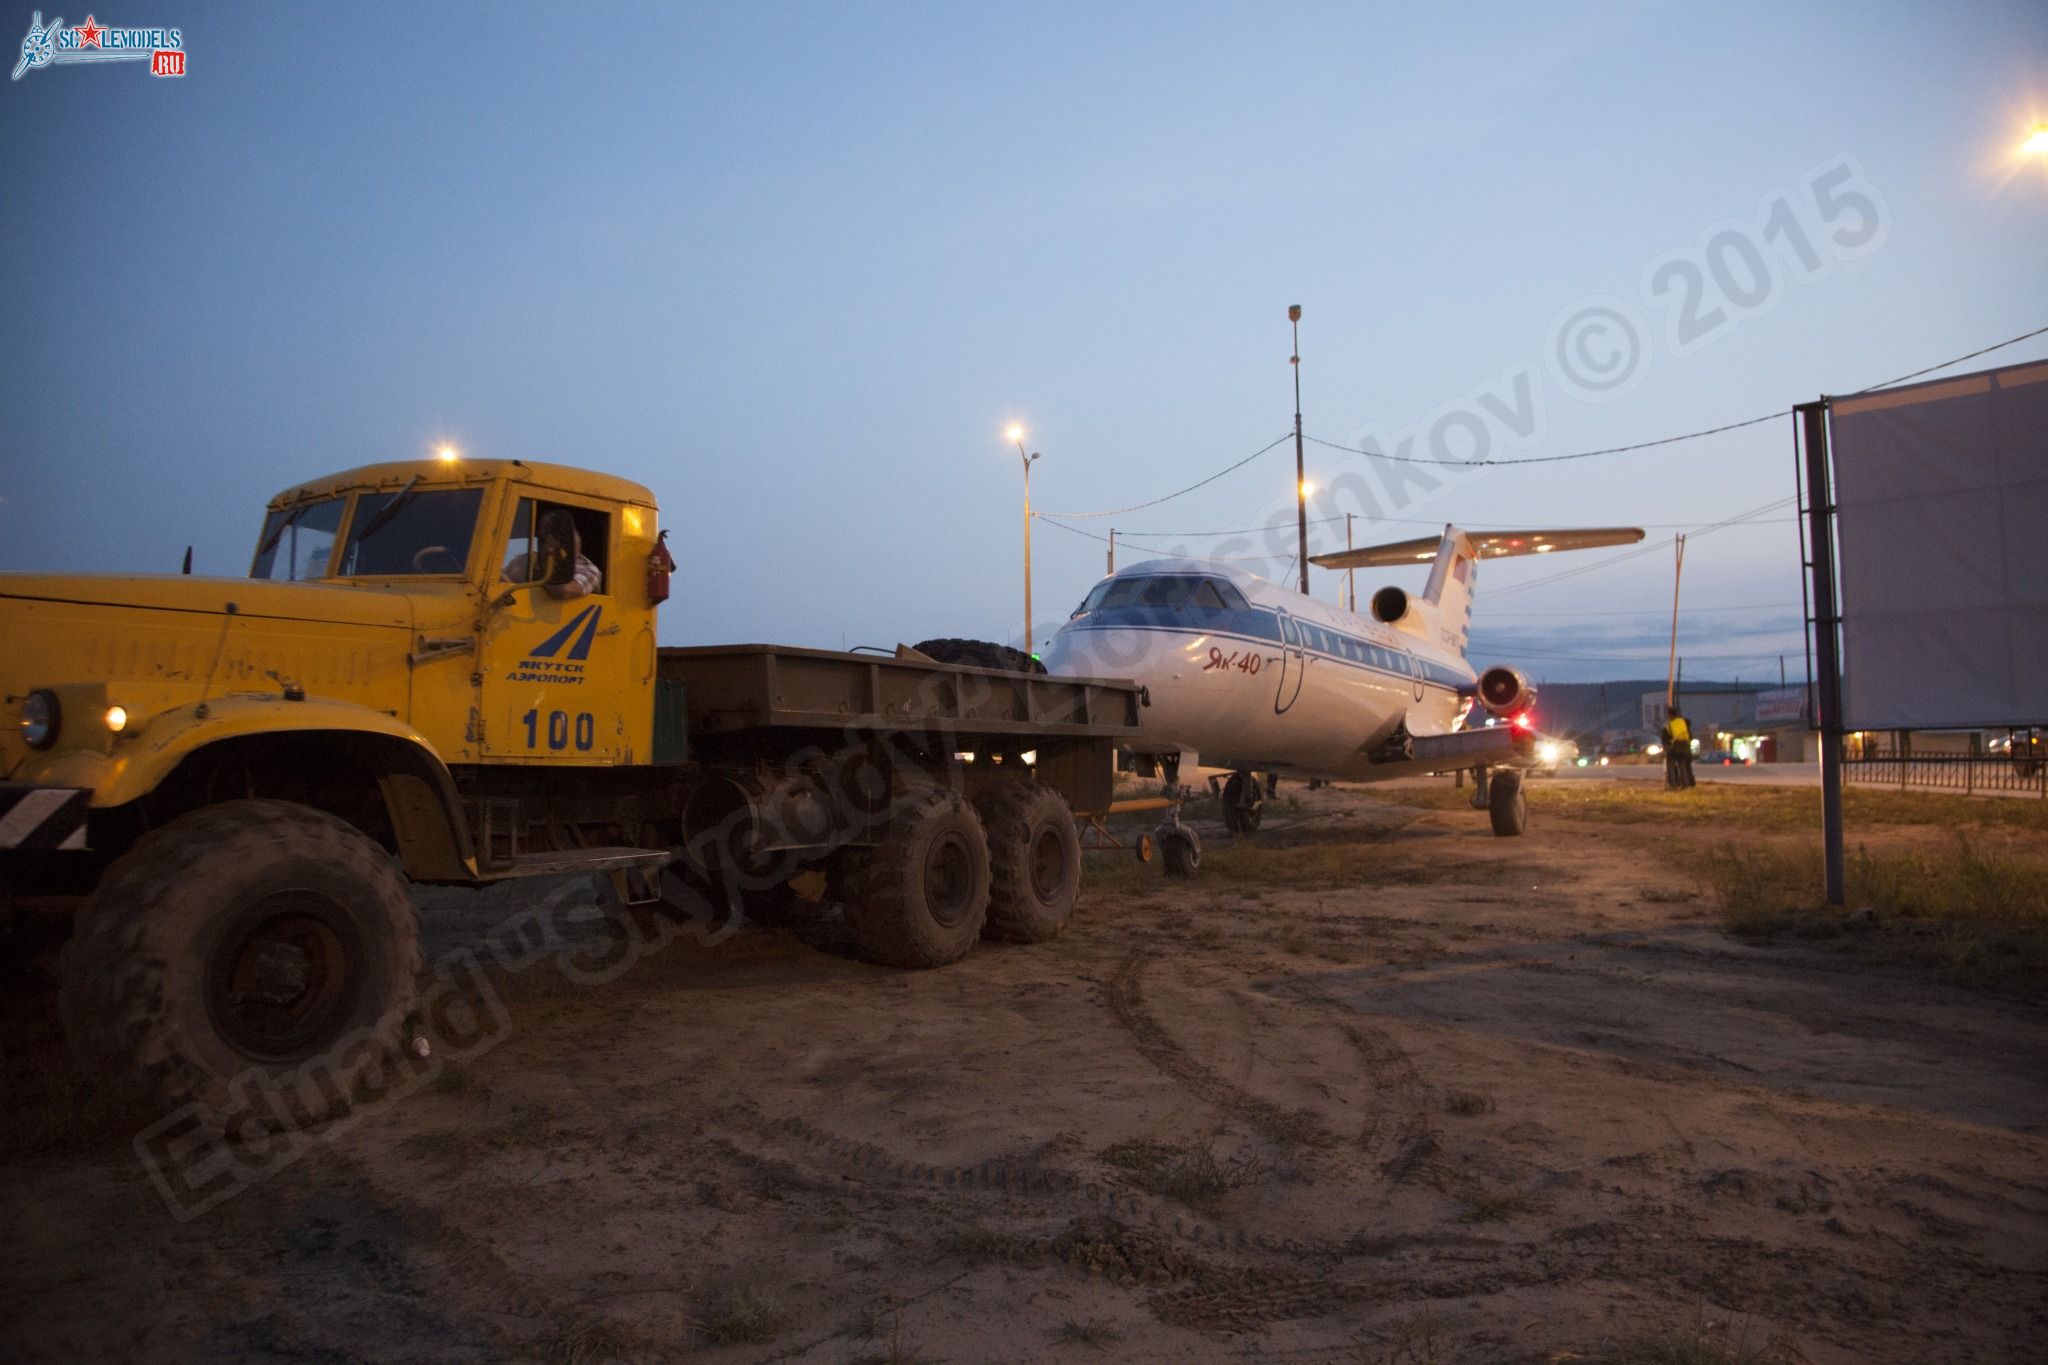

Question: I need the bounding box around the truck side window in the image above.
[508,498,611,593]
[251,496,346,581]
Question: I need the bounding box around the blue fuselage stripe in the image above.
[1062,611,1476,694]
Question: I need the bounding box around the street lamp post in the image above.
[1008,425,1040,659]
[1289,305,1309,594]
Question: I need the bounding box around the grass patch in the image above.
[543,1316,642,1365]
[1442,1090,1494,1116]
[1592,1309,1797,1364]
[1371,780,2048,837]
[694,1285,786,1346]
[1053,1317,1124,1349]
[1100,1138,1265,1212]
[1455,1185,1540,1223]
[1705,835,2048,988]
[935,1220,1026,1263]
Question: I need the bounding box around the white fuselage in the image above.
[1041,558,1476,783]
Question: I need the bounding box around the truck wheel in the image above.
[977,782,1080,943]
[842,787,990,967]
[1488,769,1527,837]
[59,800,420,1130]
[910,638,1047,675]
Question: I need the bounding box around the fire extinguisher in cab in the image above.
[647,529,676,605]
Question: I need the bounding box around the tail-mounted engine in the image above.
[1370,585,1413,626]
[1477,665,1536,719]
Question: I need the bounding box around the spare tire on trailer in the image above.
[59,799,421,1132]
[975,781,1081,943]
[910,638,1046,674]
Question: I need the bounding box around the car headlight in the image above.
[21,689,59,749]
[1538,742,1560,764]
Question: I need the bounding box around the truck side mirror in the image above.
[536,510,577,586]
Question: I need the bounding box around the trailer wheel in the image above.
[1488,769,1527,837]
[842,787,990,968]
[977,782,1080,943]
[59,800,420,1131]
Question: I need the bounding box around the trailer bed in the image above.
[659,644,1144,741]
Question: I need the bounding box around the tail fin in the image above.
[1421,528,1480,651]
[1310,525,1646,653]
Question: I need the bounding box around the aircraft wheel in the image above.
[1158,824,1201,878]
[1222,771,1263,834]
[1488,768,1527,837]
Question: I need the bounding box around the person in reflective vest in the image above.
[1661,708,1696,789]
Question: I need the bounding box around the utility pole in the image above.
[1665,534,1687,710]
[1107,529,1116,576]
[1289,305,1308,595]
[1008,426,1040,659]
[1345,512,1356,612]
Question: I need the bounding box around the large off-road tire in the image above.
[910,638,1046,675]
[841,787,991,968]
[59,800,420,1130]
[1488,768,1528,837]
[976,781,1080,943]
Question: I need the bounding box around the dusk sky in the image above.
[6,2,2045,683]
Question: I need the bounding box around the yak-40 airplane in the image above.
[1039,524,1643,845]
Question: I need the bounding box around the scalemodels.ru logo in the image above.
[13,11,184,80]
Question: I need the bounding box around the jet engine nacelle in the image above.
[1370,585,1412,625]
[1477,665,1536,718]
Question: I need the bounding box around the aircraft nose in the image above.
[1042,620,1165,682]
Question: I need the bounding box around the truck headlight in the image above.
[21,689,59,749]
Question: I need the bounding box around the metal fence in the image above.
[1845,752,2047,797]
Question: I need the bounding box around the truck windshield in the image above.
[251,497,347,581]
[337,487,486,577]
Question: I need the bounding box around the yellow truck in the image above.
[1,459,1141,1128]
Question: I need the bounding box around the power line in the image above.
[1848,322,2048,394]
[1473,601,1801,618]
[1304,413,1781,467]
[1488,496,1796,599]
[1033,433,1292,520]
[1021,323,2047,523]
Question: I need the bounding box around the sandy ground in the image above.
[2,778,2045,1364]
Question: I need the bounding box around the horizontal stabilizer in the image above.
[1309,526,1645,571]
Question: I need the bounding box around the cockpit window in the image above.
[251,496,347,581]
[338,487,486,577]
[1071,574,1245,618]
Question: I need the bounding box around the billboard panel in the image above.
[1829,360,2048,730]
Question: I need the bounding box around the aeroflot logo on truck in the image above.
[505,606,601,684]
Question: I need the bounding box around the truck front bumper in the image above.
[0,784,92,851]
